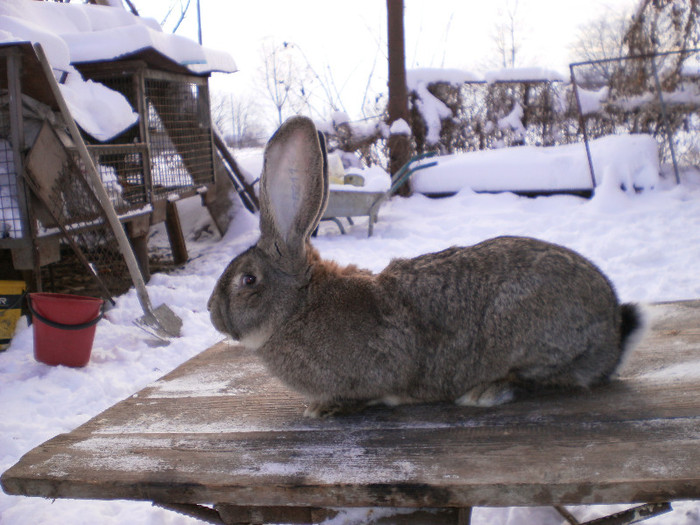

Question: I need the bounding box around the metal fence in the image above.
[571,48,700,184]
[405,49,700,181]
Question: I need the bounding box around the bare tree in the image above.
[227,94,267,149]
[158,0,192,34]
[623,0,700,93]
[210,91,267,148]
[258,40,316,126]
[493,0,521,69]
[569,10,631,86]
[210,91,229,134]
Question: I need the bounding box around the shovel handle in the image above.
[33,44,155,317]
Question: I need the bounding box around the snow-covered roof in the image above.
[0,0,237,141]
[0,0,236,75]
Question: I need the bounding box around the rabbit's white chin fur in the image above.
[239,325,273,350]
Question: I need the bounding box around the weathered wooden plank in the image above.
[2,301,700,510]
[3,415,698,507]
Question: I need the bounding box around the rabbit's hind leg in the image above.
[519,341,622,391]
[455,380,517,407]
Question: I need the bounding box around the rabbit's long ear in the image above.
[309,130,329,232]
[258,116,328,273]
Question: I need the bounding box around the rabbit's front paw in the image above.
[304,399,367,418]
[456,381,516,407]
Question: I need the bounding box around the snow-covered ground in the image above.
[2,141,700,524]
[411,134,660,194]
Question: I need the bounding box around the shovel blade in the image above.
[133,303,183,341]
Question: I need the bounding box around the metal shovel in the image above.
[35,44,182,341]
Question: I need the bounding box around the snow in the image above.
[410,83,452,146]
[0,0,236,141]
[389,118,411,136]
[410,134,660,195]
[2,138,700,523]
[406,69,461,146]
[315,114,387,146]
[331,165,392,193]
[406,67,483,87]
[484,67,567,83]
[575,85,610,115]
[497,101,526,139]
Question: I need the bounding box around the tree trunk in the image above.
[387,0,412,196]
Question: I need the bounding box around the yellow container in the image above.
[0,280,26,351]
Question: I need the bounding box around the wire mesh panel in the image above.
[87,145,149,212]
[79,65,216,202]
[0,96,22,240]
[145,77,214,199]
[75,72,149,211]
[25,124,134,300]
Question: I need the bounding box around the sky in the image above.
[132,0,640,128]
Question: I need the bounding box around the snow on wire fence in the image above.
[324,50,700,178]
[571,48,700,183]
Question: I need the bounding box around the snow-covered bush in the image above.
[407,69,572,155]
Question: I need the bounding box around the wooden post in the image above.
[165,199,188,265]
[129,234,151,283]
[6,48,42,291]
[387,0,412,196]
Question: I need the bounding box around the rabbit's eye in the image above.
[240,274,257,287]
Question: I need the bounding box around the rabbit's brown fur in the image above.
[209,116,644,417]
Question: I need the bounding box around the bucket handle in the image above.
[28,299,104,331]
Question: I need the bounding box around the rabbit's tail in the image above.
[619,303,647,359]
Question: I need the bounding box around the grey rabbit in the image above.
[208,116,644,418]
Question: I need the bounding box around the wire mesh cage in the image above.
[33,155,132,298]
[0,96,22,240]
[86,145,149,211]
[1,45,220,300]
[22,124,135,300]
[79,65,216,201]
[145,76,214,199]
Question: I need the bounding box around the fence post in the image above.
[570,64,598,189]
[650,57,681,184]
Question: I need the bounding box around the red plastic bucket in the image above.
[29,293,104,367]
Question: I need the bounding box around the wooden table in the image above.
[3,301,700,524]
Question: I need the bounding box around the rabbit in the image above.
[208,116,644,418]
